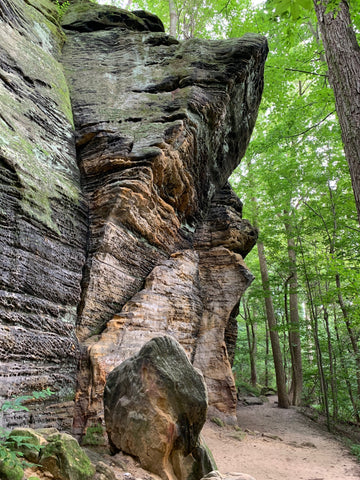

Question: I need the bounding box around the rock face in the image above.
[104,336,214,480]
[0,0,87,429]
[0,0,267,435]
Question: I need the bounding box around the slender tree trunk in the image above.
[284,217,303,406]
[323,306,338,421]
[333,306,360,423]
[298,237,331,430]
[257,241,289,408]
[335,273,360,410]
[169,0,178,37]
[244,300,258,388]
[265,321,269,387]
[313,0,360,224]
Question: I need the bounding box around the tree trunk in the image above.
[284,217,303,406]
[257,241,289,408]
[244,300,258,388]
[333,306,360,423]
[265,320,269,387]
[168,0,178,37]
[298,236,331,430]
[313,0,360,224]
[335,273,360,410]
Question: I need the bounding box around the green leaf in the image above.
[297,0,312,10]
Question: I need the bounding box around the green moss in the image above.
[52,73,75,127]
[40,433,95,480]
[0,454,24,480]
[82,425,106,446]
[229,430,246,441]
[7,428,43,464]
[0,0,79,233]
[0,122,77,233]
[210,417,225,427]
[25,0,67,53]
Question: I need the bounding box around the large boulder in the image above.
[104,336,215,480]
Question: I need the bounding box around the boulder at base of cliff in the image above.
[39,432,95,480]
[104,336,216,480]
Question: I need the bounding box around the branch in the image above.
[344,224,360,233]
[303,200,332,247]
[283,110,336,138]
[218,0,231,14]
[285,67,328,77]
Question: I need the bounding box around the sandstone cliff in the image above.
[0,0,267,434]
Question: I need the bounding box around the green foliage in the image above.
[235,380,262,397]
[81,424,105,446]
[210,417,225,427]
[0,389,54,472]
[350,443,360,461]
[55,0,70,19]
[227,0,359,426]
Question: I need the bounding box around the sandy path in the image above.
[202,397,360,480]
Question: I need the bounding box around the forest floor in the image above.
[202,396,360,480]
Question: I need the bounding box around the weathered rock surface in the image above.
[60,0,265,433]
[40,431,95,480]
[104,336,214,480]
[0,0,267,435]
[5,427,95,480]
[0,0,87,428]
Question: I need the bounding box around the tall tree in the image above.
[257,240,289,408]
[312,0,360,225]
[284,213,303,406]
[243,299,258,387]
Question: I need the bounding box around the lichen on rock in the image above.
[0,0,87,428]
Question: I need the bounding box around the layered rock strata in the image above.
[0,0,87,430]
[61,1,266,433]
[0,0,267,433]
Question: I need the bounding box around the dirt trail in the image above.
[202,397,360,480]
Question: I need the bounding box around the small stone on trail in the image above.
[262,432,283,441]
[301,441,317,448]
[242,397,264,406]
[201,471,256,480]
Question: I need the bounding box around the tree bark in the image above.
[313,0,360,224]
[168,0,178,37]
[257,241,289,408]
[284,217,303,406]
[244,300,258,388]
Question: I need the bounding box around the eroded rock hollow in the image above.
[0,0,267,434]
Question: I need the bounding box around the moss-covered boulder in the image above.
[0,452,24,480]
[7,427,46,464]
[39,432,95,480]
